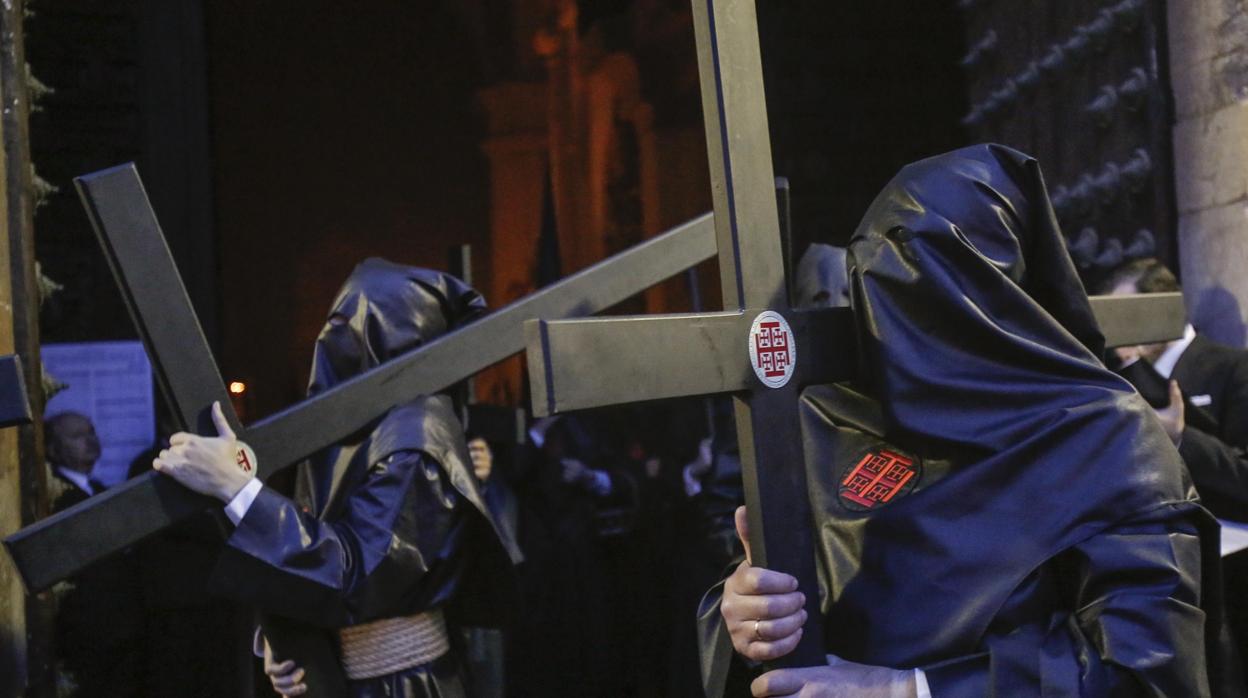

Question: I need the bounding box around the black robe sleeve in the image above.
[211,449,468,628]
[922,509,1207,697]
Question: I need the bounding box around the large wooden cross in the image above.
[524,0,1188,673]
[0,0,1184,682]
[1,164,719,593]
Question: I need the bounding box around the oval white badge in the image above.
[748,311,796,389]
[235,441,258,474]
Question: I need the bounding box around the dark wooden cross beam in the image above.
[529,0,829,666]
[524,0,1190,673]
[2,164,718,594]
[0,354,32,427]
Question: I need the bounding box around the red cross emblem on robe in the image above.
[838,449,919,511]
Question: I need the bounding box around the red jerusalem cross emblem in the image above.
[748,311,796,388]
[235,443,257,474]
[838,449,920,511]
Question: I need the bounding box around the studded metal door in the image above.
[957,0,1176,285]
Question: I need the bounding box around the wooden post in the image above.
[0,0,50,695]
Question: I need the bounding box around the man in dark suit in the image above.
[45,411,146,697]
[45,412,105,510]
[1101,258,1248,692]
[1099,259,1248,520]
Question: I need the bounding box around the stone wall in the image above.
[1169,0,1248,346]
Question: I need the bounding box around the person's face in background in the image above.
[48,414,101,473]
[468,437,493,483]
[795,244,850,310]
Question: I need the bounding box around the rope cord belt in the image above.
[337,609,450,680]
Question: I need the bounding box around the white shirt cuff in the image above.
[225,478,263,526]
[914,668,931,698]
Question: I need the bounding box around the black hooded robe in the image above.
[209,259,522,698]
[699,145,1225,696]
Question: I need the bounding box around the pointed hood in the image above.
[309,258,487,396]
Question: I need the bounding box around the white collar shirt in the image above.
[53,465,95,496]
[1154,324,1197,379]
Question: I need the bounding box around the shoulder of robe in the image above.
[376,397,525,565]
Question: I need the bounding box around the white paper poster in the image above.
[43,341,155,486]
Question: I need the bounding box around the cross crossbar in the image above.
[527,308,855,415]
[528,293,1186,417]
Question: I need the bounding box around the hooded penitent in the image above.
[302,257,488,514]
[794,243,849,309]
[211,258,520,698]
[700,144,1226,696]
[308,258,486,394]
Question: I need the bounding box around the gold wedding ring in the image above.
[753,619,764,642]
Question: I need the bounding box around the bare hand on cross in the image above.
[722,506,807,662]
[154,401,256,503]
[725,506,919,698]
